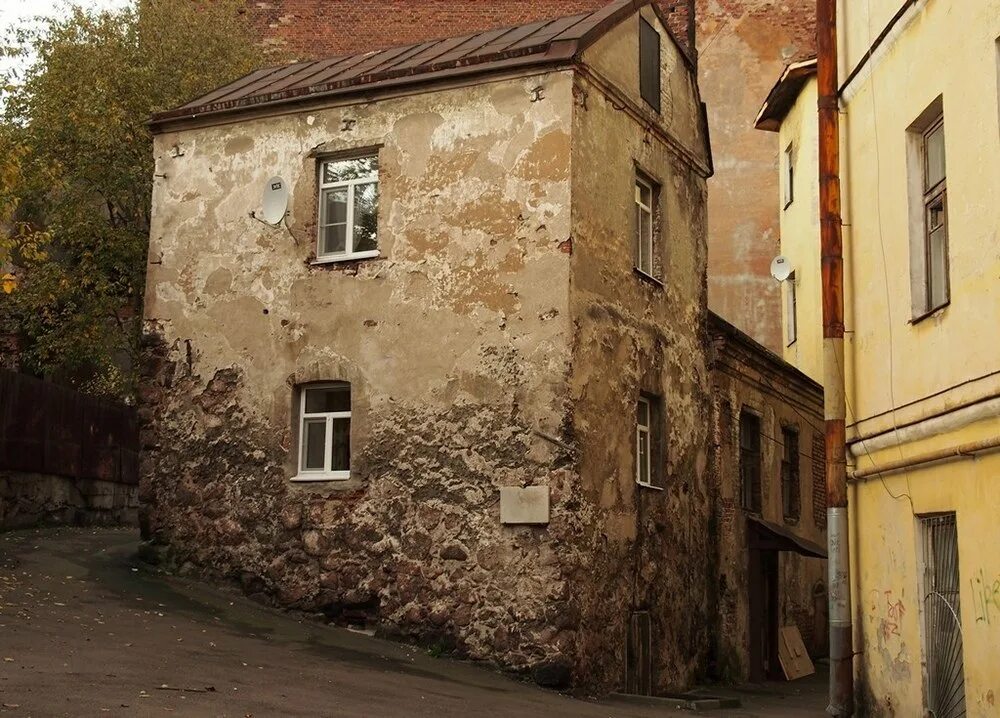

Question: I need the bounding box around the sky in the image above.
[1,0,133,80]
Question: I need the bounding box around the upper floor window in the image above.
[296,382,351,481]
[739,409,762,513]
[636,394,664,489]
[781,426,800,522]
[635,175,654,276]
[634,172,663,281]
[317,155,379,262]
[639,17,661,113]
[783,143,794,209]
[921,117,948,312]
[907,99,949,319]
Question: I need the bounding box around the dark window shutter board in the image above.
[639,17,661,113]
[626,611,652,695]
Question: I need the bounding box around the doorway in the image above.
[749,548,780,681]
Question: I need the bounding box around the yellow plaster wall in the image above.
[851,448,1000,716]
[839,0,1000,714]
[776,77,822,384]
[773,1,1000,713]
[840,0,1000,429]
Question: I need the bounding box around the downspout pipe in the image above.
[817,0,854,714]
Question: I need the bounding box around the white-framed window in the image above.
[635,175,655,277]
[295,382,351,481]
[316,155,379,263]
[786,271,797,346]
[783,143,794,209]
[635,395,663,489]
[907,98,949,320]
[921,116,948,313]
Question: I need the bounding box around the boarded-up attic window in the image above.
[639,17,661,113]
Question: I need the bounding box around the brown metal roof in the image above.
[152,0,664,130]
[754,57,817,132]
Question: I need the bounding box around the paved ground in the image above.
[0,528,828,717]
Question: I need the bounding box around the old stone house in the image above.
[242,0,818,351]
[707,312,827,683]
[142,0,714,695]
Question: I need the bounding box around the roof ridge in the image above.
[155,0,653,129]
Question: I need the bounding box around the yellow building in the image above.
[756,1,1000,715]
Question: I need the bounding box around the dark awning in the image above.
[747,516,827,559]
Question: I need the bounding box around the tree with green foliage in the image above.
[0,0,266,401]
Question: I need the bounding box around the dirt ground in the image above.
[0,527,827,717]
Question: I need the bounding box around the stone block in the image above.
[499,486,549,525]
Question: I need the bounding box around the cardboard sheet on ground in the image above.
[778,625,814,680]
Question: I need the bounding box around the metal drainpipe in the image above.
[817,0,854,714]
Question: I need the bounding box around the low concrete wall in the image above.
[0,472,139,530]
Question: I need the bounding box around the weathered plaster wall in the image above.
[241,0,818,351]
[708,320,826,681]
[142,72,585,682]
[568,8,713,693]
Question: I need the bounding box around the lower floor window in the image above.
[297,382,351,480]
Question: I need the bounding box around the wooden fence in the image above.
[0,370,138,485]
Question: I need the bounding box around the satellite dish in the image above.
[260,176,288,225]
[770,255,793,282]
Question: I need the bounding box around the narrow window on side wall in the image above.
[317,155,379,262]
[781,427,800,521]
[296,382,351,480]
[635,173,661,280]
[922,117,948,312]
[786,272,797,346]
[739,409,762,512]
[783,143,794,208]
[636,394,664,489]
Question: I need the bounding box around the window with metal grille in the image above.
[919,513,965,718]
[781,427,800,521]
[639,17,661,113]
[739,410,762,512]
[811,432,825,528]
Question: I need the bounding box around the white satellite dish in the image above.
[260,176,288,225]
[770,255,793,282]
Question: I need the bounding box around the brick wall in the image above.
[247,1,692,60]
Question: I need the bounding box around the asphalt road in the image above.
[0,527,826,717]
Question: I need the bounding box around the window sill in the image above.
[311,250,381,265]
[291,472,351,482]
[636,480,664,491]
[909,301,949,325]
[633,268,664,288]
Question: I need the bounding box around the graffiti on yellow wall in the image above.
[970,569,1000,627]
